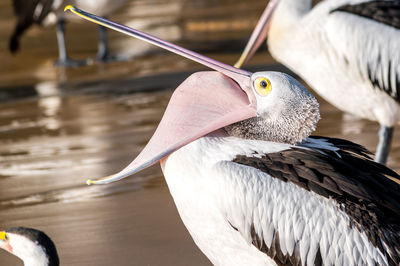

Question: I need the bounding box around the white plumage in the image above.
[268,0,400,126]
[6,233,50,266]
[238,0,400,164]
[162,135,389,266]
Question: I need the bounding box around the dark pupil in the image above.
[260,80,268,88]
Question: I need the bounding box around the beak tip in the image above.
[233,60,243,69]
[86,179,95,185]
[64,5,74,12]
[86,173,118,185]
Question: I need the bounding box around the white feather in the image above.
[268,0,400,127]
[162,134,389,265]
[6,233,49,266]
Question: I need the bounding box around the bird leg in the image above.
[375,125,394,165]
[54,18,88,67]
[96,22,130,63]
[96,25,109,61]
[56,18,68,62]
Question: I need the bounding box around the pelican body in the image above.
[235,0,400,165]
[10,0,128,66]
[163,127,400,265]
[0,227,59,266]
[66,6,400,266]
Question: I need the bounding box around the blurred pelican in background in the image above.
[235,0,400,165]
[9,0,130,67]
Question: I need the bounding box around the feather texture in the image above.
[162,134,399,265]
[268,0,400,126]
[233,136,400,265]
[331,1,400,29]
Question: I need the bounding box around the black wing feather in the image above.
[330,1,400,103]
[331,1,400,29]
[233,136,400,265]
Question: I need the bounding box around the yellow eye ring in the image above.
[254,77,272,96]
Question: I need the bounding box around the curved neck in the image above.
[268,0,313,57]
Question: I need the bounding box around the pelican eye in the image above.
[0,231,8,241]
[254,77,272,96]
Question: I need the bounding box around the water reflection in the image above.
[0,91,169,171]
[0,172,160,208]
[38,96,62,130]
[340,113,366,135]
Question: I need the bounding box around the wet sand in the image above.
[0,0,399,265]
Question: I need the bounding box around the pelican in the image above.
[234,0,400,165]
[66,6,400,265]
[0,227,59,266]
[9,0,129,66]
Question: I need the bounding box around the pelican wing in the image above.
[331,1,400,29]
[326,1,400,102]
[215,137,400,265]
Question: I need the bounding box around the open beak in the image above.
[65,6,258,184]
[234,0,280,68]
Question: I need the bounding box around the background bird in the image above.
[9,0,129,66]
[67,6,400,266]
[0,227,59,266]
[235,0,400,165]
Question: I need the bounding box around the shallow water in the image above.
[0,0,399,265]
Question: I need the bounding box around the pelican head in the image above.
[0,227,59,266]
[226,71,319,144]
[64,6,319,185]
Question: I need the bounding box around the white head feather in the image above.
[225,71,320,144]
